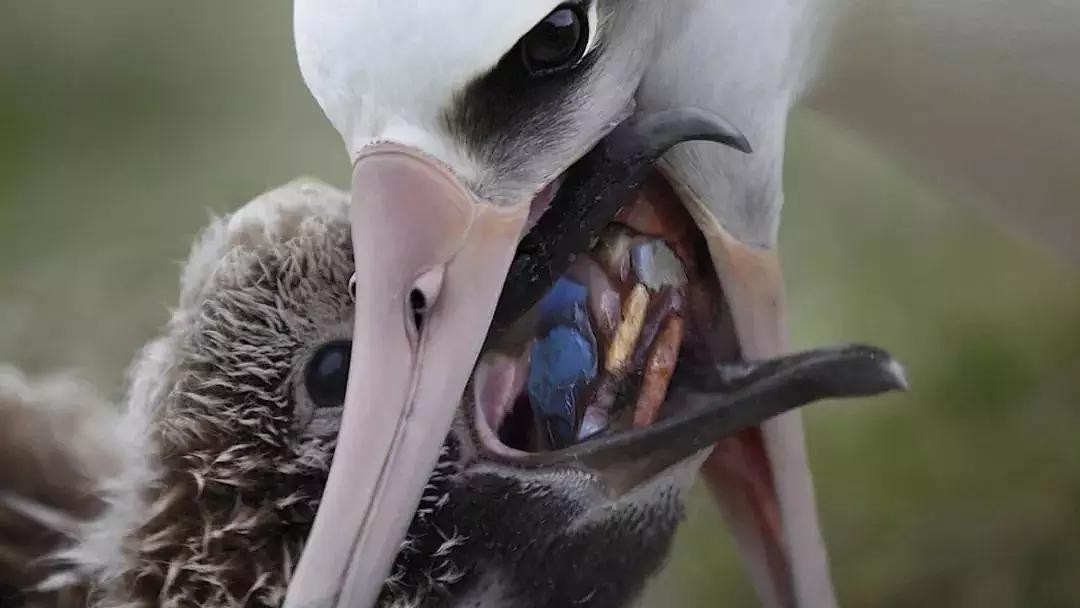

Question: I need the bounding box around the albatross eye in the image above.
[521,4,588,76]
[305,340,351,408]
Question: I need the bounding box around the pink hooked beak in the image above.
[284,145,530,607]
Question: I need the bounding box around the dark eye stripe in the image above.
[443,3,597,181]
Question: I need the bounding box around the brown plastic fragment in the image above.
[633,315,685,428]
[629,287,683,372]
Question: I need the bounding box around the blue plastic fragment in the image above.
[536,276,588,324]
[527,277,597,448]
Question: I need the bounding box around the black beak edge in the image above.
[512,344,907,495]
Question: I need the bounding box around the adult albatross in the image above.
[287,1,860,607]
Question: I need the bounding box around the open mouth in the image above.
[474,168,741,458]
[465,108,905,493]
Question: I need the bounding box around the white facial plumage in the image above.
[296,1,570,168]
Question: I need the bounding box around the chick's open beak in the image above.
[285,144,528,608]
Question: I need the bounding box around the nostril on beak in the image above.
[406,266,445,342]
[409,288,427,333]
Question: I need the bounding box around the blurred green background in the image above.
[1,2,1077,606]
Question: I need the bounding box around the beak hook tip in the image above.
[882,356,910,392]
[730,134,753,155]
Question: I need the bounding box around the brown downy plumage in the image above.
[0,180,371,607]
[0,367,116,608]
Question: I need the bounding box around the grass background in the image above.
[2,2,1077,606]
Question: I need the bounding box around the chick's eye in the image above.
[305,340,351,408]
[521,4,588,75]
